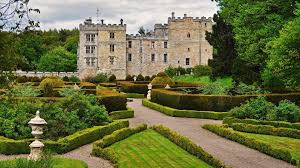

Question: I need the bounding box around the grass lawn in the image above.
[0,157,88,168]
[240,132,300,161]
[173,75,232,87]
[110,129,212,168]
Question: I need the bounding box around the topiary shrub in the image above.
[69,75,80,82]
[176,66,186,75]
[108,75,117,82]
[164,66,177,77]
[62,76,69,82]
[94,73,108,83]
[144,76,150,81]
[193,65,212,77]
[125,75,134,81]
[16,76,28,83]
[39,77,65,88]
[136,74,144,81]
[267,100,300,123]
[151,72,175,86]
[150,75,156,81]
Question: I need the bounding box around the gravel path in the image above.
[128,99,296,168]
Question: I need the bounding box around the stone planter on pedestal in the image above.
[28,111,47,161]
[147,83,152,100]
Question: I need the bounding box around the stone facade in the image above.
[78,13,213,79]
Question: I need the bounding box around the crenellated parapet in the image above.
[79,18,126,31]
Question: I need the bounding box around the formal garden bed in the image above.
[92,124,227,168]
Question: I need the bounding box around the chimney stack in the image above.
[101,19,104,24]
[172,12,175,19]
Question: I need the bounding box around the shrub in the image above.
[231,97,276,120]
[198,83,229,95]
[94,73,108,83]
[144,76,151,81]
[0,73,15,89]
[16,76,28,83]
[151,72,175,86]
[267,100,300,123]
[39,77,64,88]
[69,75,80,82]
[152,125,226,168]
[42,83,58,97]
[164,66,177,77]
[7,83,40,97]
[97,94,127,112]
[62,76,69,82]
[59,87,81,97]
[186,68,192,74]
[0,153,54,168]
[231,123,300,139]
[125,75,134,81]
[193,65,212,77]
[110,108,134,120]
[176,66,186,75]
[229,82,269,95]
[108,75,116,82]
[202,124,295,164]
[136,74,144,81]
[150,75,156,81]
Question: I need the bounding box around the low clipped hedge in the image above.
[151,89,300,111]
[151,125,227,168]
[92,124,147,167]
[223,117,300,130]
[231,123,300,139]
[143,99,230,120]
[202,124,296,165]
[123,93,145,98]
[0,120,129,155]
[110,108,134,120]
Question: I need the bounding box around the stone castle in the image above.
[77,12,213,79]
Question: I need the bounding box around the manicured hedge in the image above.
[110,108,134,120]
[143,99,230,120]
[0,120,129,155]
[151,125,227,168]
[80,82,96,89]
[123,93,145,98]
[231,123,300,139]
[151,89,300,111]
[202,124,296,165]
[223,117,300,130]
[92,124,147,167]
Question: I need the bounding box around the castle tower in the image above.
[78,18,127,80]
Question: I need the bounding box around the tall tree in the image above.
[262,3,300,89]
[206,13,236,78]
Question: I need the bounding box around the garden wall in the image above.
[151,89,300,111]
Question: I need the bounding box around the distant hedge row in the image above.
[202,124,296,165]
[143,99,230,120]
[223,117,300,130]
[110,108,134,120]
[0,120,129,155]
[151,89,300,111]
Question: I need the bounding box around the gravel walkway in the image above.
[128,99,296,168]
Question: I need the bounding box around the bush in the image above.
[0,73,15,89]
[198,83,229,95]
[110,108,134,120]
[151,72,175,86]
[125,75,134,81]
[108,75,116,82]
[202,124,295,164]
[69,75,80,82]
[267,100,300,123]
[97,94,127,112]
[152,125,226,168]
[16,76,28,83]
[42,83,58,97]
[164,66,177,77]
[176,66,186,75]
[39,77,64,88]
[193,65,212,77]
[231,123,300,139]
[143,99,230,120]
[231,97,276,120]
[223,117,300,130]
[62,76,69,82]
[59,87,81,97]
[94,73,108,83]
[150,75,156,81]
[144,76,151,81]
[7,83,40,97]
[136,74,144,81]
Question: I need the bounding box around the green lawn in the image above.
[110,129,212,168]
[240,132,300,161]
[173,75,232,87]
[0,157,88,168]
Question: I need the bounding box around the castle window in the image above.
[151,41,155,49]
[205,23,207,27]
[128,41,132,48]
[151,54,155,62]
[164,41,168,48]
[86,34,91,42]
[86,58,90,66]
[91,34,95,42]
[110,44,115,52]
[91,58,96,66]
[164,54,168,63]
[128,53,132,62]
[110,32,115,39]
[187,33,191,38]
[186,58,190,65]
[91,46,96,54]
[188,48,190,52]
[109,56,114,65]
[86,46,91,53]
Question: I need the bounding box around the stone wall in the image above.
[7,71,79,78]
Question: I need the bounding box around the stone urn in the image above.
[147,83,152,100]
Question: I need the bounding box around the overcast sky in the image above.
[30,0,218,34]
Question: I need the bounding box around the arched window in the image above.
[187,33,191,38]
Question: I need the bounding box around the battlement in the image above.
[168,13,212,23]
[79,18,126,31]
[154,24,168,29]
[126,34,167,40]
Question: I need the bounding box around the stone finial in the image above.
[120,19,124,25]
[165,84,170,89]
[147,83,152,100]
[73,83,80,90]
[134,76,137,82]
[172,12,175,19]
[101,19,104,24]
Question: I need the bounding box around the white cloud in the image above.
[29,0,218,33]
